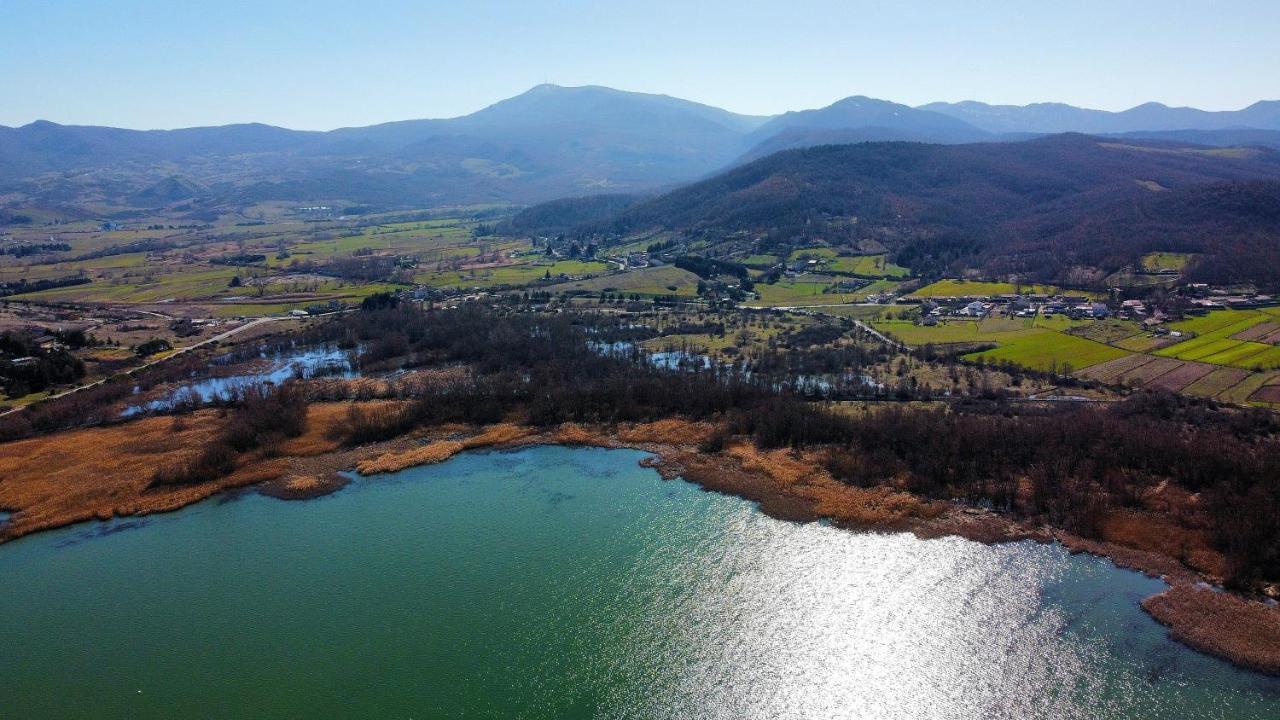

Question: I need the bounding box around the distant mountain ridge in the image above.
[919,100,1280,135]
[2,85,1279,214]
[0,85,770,210]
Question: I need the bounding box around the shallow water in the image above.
[1,446,1277,719]
[122,345,355,415]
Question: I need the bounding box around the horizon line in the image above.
[2,84,1276,133]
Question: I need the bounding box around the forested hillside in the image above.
[549,135,1280,285]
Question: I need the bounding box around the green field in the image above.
[872,315,1126,372]
[963,332,1129,372]
[873,319,1033,346]
[1114,334,1169,352]
[909,279,1056,298]
[1141,252,1193,271]
[1165,309,1266,336]
[548,265,702,297]
[1197,342,1278,366]
[741,254,780,267]
[416,259,609,290]
[1156,310,1280,368]
[2,212,514,310]
[826,254,910,278]
[750,276,868,306]
[786,247,839,261]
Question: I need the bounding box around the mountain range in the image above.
[2,85,1280,215]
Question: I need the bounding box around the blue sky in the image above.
[3,0,1277,130]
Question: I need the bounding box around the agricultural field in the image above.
[873,314,1084,346]
[0,210,546,313]
[1069,308,1280,405]
[826,254,911,278]
[963,330,1129,372]
[1156,310,1280,370]
[1216,371,1280,404]
[1181,368,1251,398]
[1113,333,1175,352]
[548,265,701,297]
[786,247,839,261]
[783,248,909,279]
[747,272,890,303]
[1067,318,1146,345]
[907,279,1056,298]
[1141,252,1193,271]
[741,254,780,267]
[416,259,609,290]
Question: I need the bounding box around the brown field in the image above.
[1181,367,1250,398]
[1078,353,1155,383]
[1232,322,1280,342]
[1114,334,1178,353]
[1118,356,1186,384]
[1146,361,1216,391]
[1250,385,1280,403]
[1217,370,1280,404]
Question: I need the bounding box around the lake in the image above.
[1,446,1277,718]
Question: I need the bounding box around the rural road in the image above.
[769,305,913,352]
[741,302,914,351]
[0,316,288,417]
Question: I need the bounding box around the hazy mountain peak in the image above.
[924,99,1280,134]
[743,94,988,151]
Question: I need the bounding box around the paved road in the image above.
[0,316,287,417]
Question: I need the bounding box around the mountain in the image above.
[0,85,769,211]
[557,134,1280,286]
[743,96,988,149]
[6,87,1280,217]
[920,100,1280,134]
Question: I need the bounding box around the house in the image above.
[289,309,309,317]
[34,334,59,350]
[962,301,989,317]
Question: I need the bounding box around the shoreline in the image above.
[1,411,1277,676]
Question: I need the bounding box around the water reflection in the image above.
[599,510,1277,719]
[1,447,1277,719]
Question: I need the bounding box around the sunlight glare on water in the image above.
[0,446,1277,719]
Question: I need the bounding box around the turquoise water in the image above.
[1,446,1278,718]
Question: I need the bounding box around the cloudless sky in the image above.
[3,0,1278,130]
